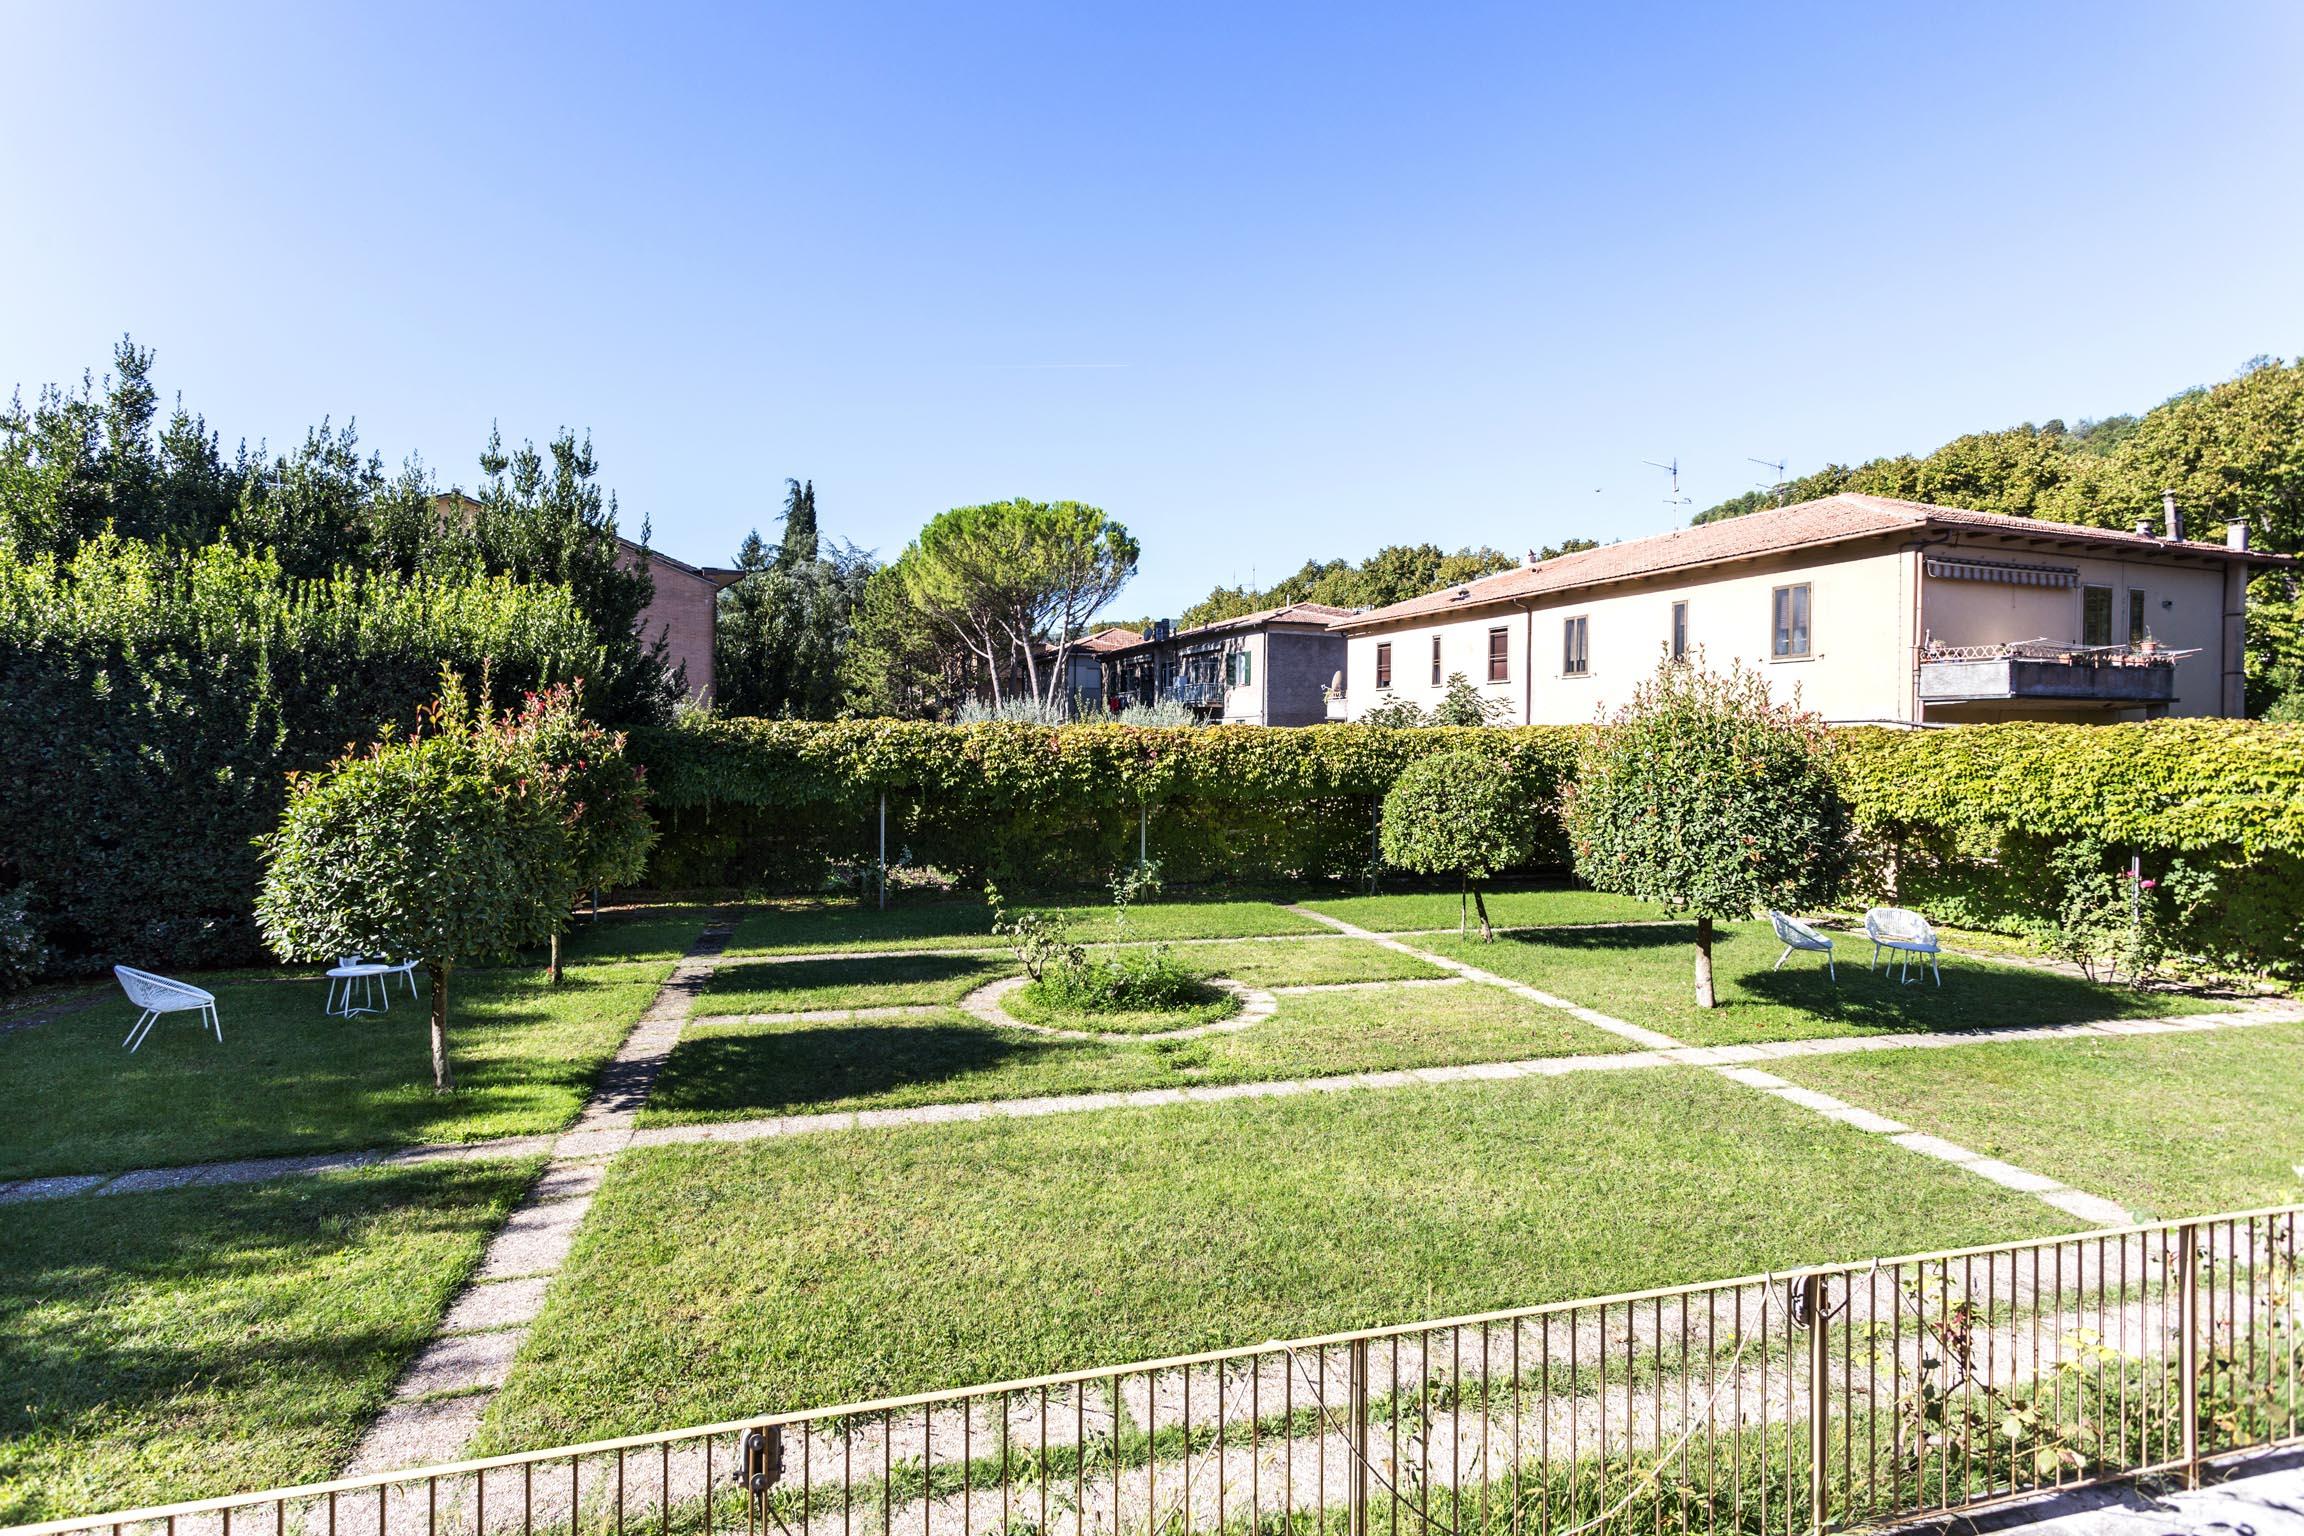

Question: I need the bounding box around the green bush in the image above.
[1563,659,1850,1006]
[1379,749,1543,939]
[1029,947,1209,1014]
[256,677,578,1090]
[0,886,45,994]
[0,536,603,972]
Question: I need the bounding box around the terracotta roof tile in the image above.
[1330,493,2284,630]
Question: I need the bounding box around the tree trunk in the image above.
[1693,915,1716,1009]
[1473,884,1493,943]
[548,930,563,987]
[429,959,455,1092]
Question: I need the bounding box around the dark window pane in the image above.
[2082,586,2113,647]
[2128,589,2147,645]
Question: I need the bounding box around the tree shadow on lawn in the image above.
[1481,923,2200,1033]
[648,1019,1034,1116]
[698,952,1010,1008]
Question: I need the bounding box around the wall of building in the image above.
[1341,540,1918,726]
[1919,538,2231,719]
[1259,630,1347,726]
[623,548,719,701]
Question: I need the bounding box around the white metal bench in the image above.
[1865,906,1942,985]
[114,965,222,1052]
[1767,911,1835,979]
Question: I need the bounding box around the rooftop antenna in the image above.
[1642,456,1682,505]
[1748,457,1788,505]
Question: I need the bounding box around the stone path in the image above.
[342,916,732,1476]
[1281,904,2237,1230]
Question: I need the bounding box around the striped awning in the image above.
[1924,557,2079,588]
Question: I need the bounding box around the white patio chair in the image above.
[1864,907,1942,986]
[1767,911,1835,980]
[381,956,422,1001]
[114,965,222,1052]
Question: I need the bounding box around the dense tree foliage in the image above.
[2,338,676,725]
[501,684,655,982]
[1562,657,1851,1007]
[1379,750,1543,939]
[258,678,579,1089]
[855,498,1138,715]
[716,480,876,719]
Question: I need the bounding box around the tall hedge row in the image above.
[635,715,2304,975]
[0,536,606,970]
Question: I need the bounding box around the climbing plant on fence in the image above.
[634,714,2304,976]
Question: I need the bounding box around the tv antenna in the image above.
[1748,457,1789,506]
[1642,457,1681,500]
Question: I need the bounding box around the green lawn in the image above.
[724,893,1328,954]
[647,982,1630,1121]
[532,904,720,965]
[1420,922,2222,1047]
[486,1071,2052,1448]
[1781,1021,2304,1219]
[1299,884,1668,932]
[0,1157,539,1524]
[0,962,669,1178]
[1171,936,1450,987]
[694,953,1016,1016]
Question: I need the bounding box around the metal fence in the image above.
[14,1207,2300,1536]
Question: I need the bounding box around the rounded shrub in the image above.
[1379,749,1544,939]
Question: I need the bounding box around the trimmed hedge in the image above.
[0,536,606,970]
[635,716,2304,976]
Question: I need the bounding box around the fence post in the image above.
[1140,800,1148,873]
[1349,1337,1370,1536]
[878,793,887,911]
[2179,1222,2201,1488]
[1805,1272,1830,1536]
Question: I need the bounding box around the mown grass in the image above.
[0,962,669,1178]
[1781,1020,2304,1219]
[486,1072,2052,1447]
[1421,922,2222,1047]
[1003,976,1239,1034]
[1299,885,1668,933]
[648,983,1630,1121]
[0,1157,540,1524]
[724,893,1329,954]
[693,953,1016,1016]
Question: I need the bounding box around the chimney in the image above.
[2228,519,2251,552]
[2162,490,2183,542]
[1524,548,1539,568]
[2133,518,2152,538]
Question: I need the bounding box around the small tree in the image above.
[1562,656,1850,1007]
[1379,750,1542,940]
[503,684,655,983]
[1431,672,1513,726]
[256,678,576,1090]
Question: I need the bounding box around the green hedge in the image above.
[0,536,606,970]
[635,716,2304,976]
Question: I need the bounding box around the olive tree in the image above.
[503,683,655,983]
[1561,656,1849,1007]
[1379,749,1543,940]
[256,680,576,1090]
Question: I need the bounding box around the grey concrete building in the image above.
[1100,603,1352,726]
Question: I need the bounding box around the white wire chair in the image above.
[1865,906,1943,985]
[1767,910,1836,979]
[113,965,222,1052]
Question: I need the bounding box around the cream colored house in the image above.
[1328,494,2287,726]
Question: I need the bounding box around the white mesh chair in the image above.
[114,966,222,1052]
[1865,907,1943,985]
[381,957,422,1002]
[1767,911,1835,979]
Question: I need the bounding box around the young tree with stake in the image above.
[1379,749,1542,940]
[256,675,577,1090]
[1562,654,1850,1007]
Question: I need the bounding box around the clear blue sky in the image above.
[5,2,2301,616]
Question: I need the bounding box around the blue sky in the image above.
[5,2,2301,616]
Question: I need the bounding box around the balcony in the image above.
[1170,680,1226,708]
[1917,639,2192,708]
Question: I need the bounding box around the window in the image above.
[1771,584,1811,659]
[1375,642,1392,689]
[1670,601,1688,661]
[1430,634,1443,686]
[2081,585,2113,647]
[1562,615,1590,676]
[1486,626,1509,683]
[1225,649,1252,687]
[2128,589,2147,646]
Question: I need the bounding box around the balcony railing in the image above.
[1919,638,2196,707]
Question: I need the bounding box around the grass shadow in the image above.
[647,1019,1032,1116]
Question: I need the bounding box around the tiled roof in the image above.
[1104,603,1355,654]
[1076,627,1144,652]
[1330,493,2285,631]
